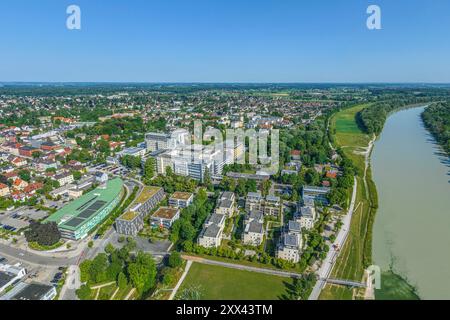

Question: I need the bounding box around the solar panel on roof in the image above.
[78,209,96,219]
[76,197,97,211]
[64,217,86,228]
[88,200,107,211]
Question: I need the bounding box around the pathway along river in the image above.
[372,106,450,299]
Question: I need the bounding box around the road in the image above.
[169,260,192,300]
[0,242,78,267]
[182,255,302,279]
[308,177,358,300]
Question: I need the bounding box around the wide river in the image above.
[372,106,450,299]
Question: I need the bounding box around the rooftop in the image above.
[152,207,179,220]
[44,178,123,231]
[170,191,193,201]
[135,186,163,204]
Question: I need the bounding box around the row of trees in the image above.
[422,102,450,155]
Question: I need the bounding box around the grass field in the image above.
[179,262,293,300]
[320,104,376,300]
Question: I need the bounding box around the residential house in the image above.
[168,192,194,208]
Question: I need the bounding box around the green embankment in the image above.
[321,104,415,300]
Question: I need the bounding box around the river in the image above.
[372,106,450,299]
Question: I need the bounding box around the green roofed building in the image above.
[44,178,124,240]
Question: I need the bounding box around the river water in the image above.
[372,106,450,299]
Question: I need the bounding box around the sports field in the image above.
[179,262,293,300]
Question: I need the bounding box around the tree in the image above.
[24,221,61,246]
[88,241,94,248]
[105,243,115,255]
[143,158,155,181]
[128,251,157,295]
[76,284,92,300]
[117,272,128,289]
[168,251,183,268]
[18,169,31,182]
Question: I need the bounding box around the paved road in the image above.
[0,242,78,267]
[182,255,302,279]
[308,177,358,300]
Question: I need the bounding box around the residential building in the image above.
[0,183,10,197]
[263,195,282,216]
[198,213,226,248]
[116,186,165,236]
[242,210,265,246]
[168,192,194,208]
[276,221,303,263]
[54,172,74,186]
[302,185,331,205]
[215,191,236,217]
[295,205,317,230]
[150,207,181,229]
[119,147,146,158]
[245,191,263,213]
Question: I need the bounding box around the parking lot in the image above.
[0,207,51,233]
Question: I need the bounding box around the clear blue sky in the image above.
[1,0,449,83]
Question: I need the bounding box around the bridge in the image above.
[322,278,367,288]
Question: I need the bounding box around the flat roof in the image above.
[9,282,54,300]
[44,178,123,231]
[135,186,163,204]
[152,207,179,220]
[119,210,139,221]
[170,192,193,201]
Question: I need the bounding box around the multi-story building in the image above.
[198,213,226,248]
[168,192,194,208]
[116,186,165,236]
[276,220,303,263]
[150,207,181,229]
[263,195,282,216]
[245,191,263,213]
[53,172,74,186]
[45,178,124,240]
[295,205,317,230]
[215,191,236,217]
[242,210,265,246]
[302,185,331,205]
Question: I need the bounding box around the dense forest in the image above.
[422,102,450,155]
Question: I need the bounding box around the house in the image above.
[94,172,108,184]
[34,158,57,172]
[12,178,28,191]
[302,185,330,205]
[53,172,74,186]
[11,157,27,168]
[215,191,236,217]
[290,150,301,160]
[150,207,180,229]
[168,192,194,208]
[0,183,10,197]
[23,183,43,195]
[19,146,40,158]
[242,210,265,246]
[198,213,226,248]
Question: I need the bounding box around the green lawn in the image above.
[320,104,377,300]
[179,262,293,300]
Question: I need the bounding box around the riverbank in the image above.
[320,104,421,300]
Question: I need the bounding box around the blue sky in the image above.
[1,0,449,82]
